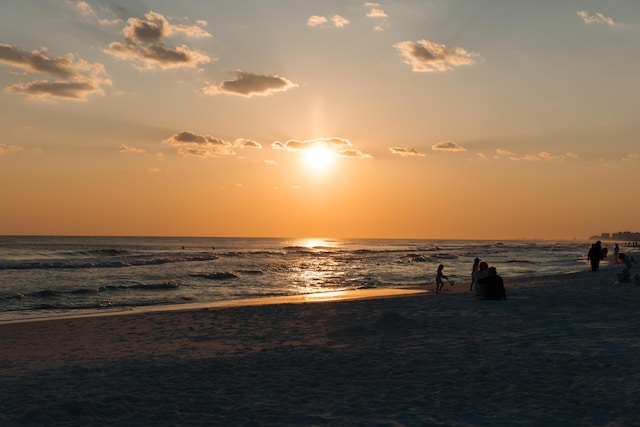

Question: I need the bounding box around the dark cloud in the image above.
[204,71,297,97]
[0,44,111,100]
[163,131,261,158]
[105,11,211,70]
[432,141,467,152]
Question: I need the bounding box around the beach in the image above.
[1,262,639,426]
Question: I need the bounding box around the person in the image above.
[617,253,637,283]
[587,241,602,271]
[435,264,450,294]
[469,258,480,291]
[614,244,620,262]
[472,261,489,298]
[478,266,506,300]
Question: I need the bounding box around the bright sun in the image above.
[305,146,333,171]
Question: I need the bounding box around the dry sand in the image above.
[1,262,639,426]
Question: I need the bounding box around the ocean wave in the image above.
[191,272,238,280]
[3,281,181,302]
[0,253,217,270]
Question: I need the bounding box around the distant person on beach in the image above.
[469,258,480,291]
[588,241,603,271]
[614,244,620,262]
[473,261,489,298]
[435,264,452,294]
[478,267,506,300]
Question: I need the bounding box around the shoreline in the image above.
[0,259,627,326]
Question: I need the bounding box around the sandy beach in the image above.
[1,262,639,426]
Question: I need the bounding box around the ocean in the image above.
[0,236,602,323]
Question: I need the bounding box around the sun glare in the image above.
[305,146,333,171]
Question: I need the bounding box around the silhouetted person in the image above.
[436,264,450,294]
[478,266,506,300]
[473,261,489,298]
[588,241,602,271]
[470,258,480,291]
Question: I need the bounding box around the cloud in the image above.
[203,71,297,97]
[0,44,111,100]
[119,144,146,154]
[307,14,350,28]
[67,0,122,25]
[105,11,211,70]
[494,149,580,161]
[0,144,24,155]
[577,10,617,26]
[271,137,372,158]
[432,141,466,152]
[367,8,388,18]
[389,147,425,157]
[394,39,479,72]
[307,16,328,27]
[163,131,261,158]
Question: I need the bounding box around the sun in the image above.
[305,146,333,171]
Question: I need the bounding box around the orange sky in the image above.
[1,1,638,240]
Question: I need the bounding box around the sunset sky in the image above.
[1,0,638,240]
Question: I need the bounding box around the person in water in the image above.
[478,266,507,300]
[587,241,603,271]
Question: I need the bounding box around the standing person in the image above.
[473,261,489,298]
[478,266,507,300]
[614,244,620,262]
[587,241,603,271]
[435,264,449,294]
[469,258,480,291]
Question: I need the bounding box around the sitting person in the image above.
[472,261,489,298]
[478,266,507,300]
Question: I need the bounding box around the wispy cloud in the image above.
[394,39,479,72]
[0,44,111,100]
[163,131,261,158]
[272,137,372,159]
[203,71,297,97]
[432,141,466,152]
[119,144,146,154]
[365,3,388,31]
[307,14,350,28]
[67,0,121,25]
[577,10,617,26]
[105,11,211,70]
[0,144,24,155]
[494,149,580,161]
[389,147,425,157]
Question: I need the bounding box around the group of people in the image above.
[434,259,507,300]
[588,241,638,283]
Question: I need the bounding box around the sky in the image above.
[0,0,638,240]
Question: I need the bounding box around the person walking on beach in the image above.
[435,264,451,294]
[614,244,620,262]
[588,241,603,271]
[478,266,506,300]
[472,261,489,298]
[469,258,480,291]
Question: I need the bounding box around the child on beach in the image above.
[436,264,452,294]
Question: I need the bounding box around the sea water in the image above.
[0,236,600,322]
